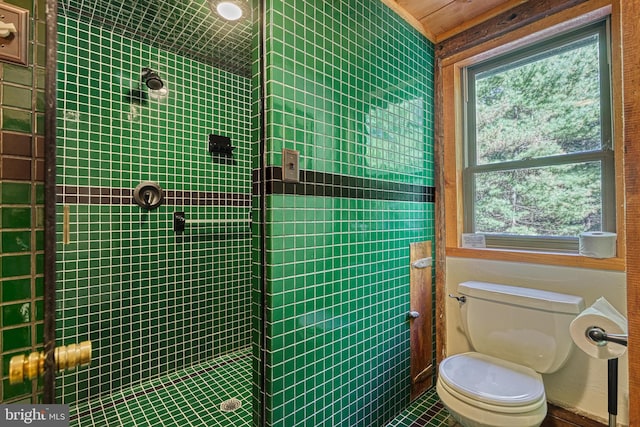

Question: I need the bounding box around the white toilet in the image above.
[436,281,585,427]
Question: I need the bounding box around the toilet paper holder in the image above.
[586,326,628,347]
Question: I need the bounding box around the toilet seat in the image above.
[439,352,546,413]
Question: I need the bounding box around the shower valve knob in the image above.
[133,181,163,210]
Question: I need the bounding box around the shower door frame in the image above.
[43,0,58,404]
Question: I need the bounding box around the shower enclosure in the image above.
[43,0,437,425]
[49,0,260,424]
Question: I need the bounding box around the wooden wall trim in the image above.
[433,57,446,364]
[435,0,590,59]
[621,0,640,424]
[543,403,607,427]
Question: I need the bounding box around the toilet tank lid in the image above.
[458,281,585,314]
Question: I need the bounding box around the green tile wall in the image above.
[56,15,254,404]
[0,0,47,404]
[262,1,434,426]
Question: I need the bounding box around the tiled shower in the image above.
[55,0,256,423]
[3,0,435,425]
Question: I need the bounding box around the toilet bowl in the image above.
[436,352,547,427]
[436,281,584,427]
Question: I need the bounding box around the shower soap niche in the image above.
[133,181,164,210]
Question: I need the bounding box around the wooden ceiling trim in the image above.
[435,0,529,42]
[380,0,436,41]
[435,0,592,59]
[419,0,511,37]
[439,1,610,67]
[397,0,453,21]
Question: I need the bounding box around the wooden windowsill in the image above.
[446,246,626,271]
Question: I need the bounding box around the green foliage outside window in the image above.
[464,20,613,249]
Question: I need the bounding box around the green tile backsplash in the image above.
[0,0,47,404]
[56,13,254,404]
[262,1,434,426]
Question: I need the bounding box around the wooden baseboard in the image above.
[542,404,607,427]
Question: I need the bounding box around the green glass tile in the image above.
[36,90,45,112]
[35,230,44,250]
[35,253,44,274]
[36,43,46,66]
[35,300,44,321]
[1,207,31,228]
[36,112,45,135]
[36,67,45,89]
[35,207,44,227]
[2,254,31,277]
[2,325,31,352]
[35,276,43,297]
[2,108,32,133]
[2,378,31,401]
[2,278,32,301]
[35,322,44,345]
[37,21,46,44]
[3,85,33,109]
[3,302,31,326]
[35,184,44,204]
[2,230,31,252]
[1,182,31,204]
[3,63,33,86]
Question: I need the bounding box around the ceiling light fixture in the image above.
[210,0,247,21]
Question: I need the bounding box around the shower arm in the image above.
[586,326,628,347]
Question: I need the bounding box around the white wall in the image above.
[445,257,628,425]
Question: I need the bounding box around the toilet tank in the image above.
[458,281,585,374]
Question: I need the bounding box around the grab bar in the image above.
[173,211,251,232]
[189,219,251,225]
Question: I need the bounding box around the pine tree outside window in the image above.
[463,19,614,252]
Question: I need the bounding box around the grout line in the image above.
[70,349,251,423]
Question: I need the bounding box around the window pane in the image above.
[474,162,602,237]
[474,34,602,165]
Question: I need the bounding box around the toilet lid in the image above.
[439,352,545,407]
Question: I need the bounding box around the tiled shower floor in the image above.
[70,348,253,427]
[386,388,458,427]
[70,348,454,427]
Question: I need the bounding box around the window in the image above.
[462,20,613,252]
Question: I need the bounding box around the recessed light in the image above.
[214,1,244,21]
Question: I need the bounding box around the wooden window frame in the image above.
[440,1,625,272]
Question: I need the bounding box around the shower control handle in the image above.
[133,181,163,210]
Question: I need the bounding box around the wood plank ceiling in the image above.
[381,0,529,42]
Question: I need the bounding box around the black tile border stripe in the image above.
[56,185,251,206]
[254,167,435,203]
[57,168,434,206]
[70,352,252,421]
